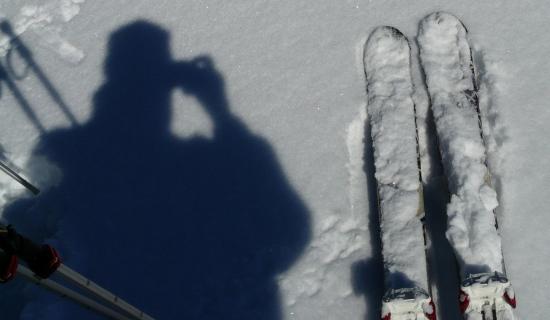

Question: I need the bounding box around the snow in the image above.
[418,12,504,277]
[0,0,85,64]
[364,27,428,292]
[0,1,547,320]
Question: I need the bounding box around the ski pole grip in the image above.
[0,225,60,278]
[26,244,61,278]
[17,238,61,279]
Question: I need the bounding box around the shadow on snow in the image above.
[350,120,384,320]
[2,21,311,320]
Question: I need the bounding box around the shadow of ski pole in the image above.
[1,20,78,127]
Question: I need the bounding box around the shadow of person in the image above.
[4,21,310,320]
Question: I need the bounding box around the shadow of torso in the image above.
[6,21,310,320]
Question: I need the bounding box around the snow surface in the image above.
[417,12,504,277]
[364,27,428,292]
[0,1,547,320]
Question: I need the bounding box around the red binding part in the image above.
[503,290,516,309]
[0,254,18,283]
[425,299,437,320]
[459,290,470,314]
[30,245,61,279]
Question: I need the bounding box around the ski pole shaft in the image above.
[17,265,131,320]
[0,160,39,195]
[1,227,153,319]
[55,264,155,320]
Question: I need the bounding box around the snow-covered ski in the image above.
[364,26,436,320]
[417,12,517,320]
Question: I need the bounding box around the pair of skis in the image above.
[364,12,516,320]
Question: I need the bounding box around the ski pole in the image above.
[17,265,132,320]
[0,225,155,319]
[55,264,155,320]
[0,160,40,194]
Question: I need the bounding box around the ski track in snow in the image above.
[346,104,368,227]
[0,0,86,64]
[473,46,509,215]
[279,106,370,316]
[280,192,368,307]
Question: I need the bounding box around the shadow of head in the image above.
[97,20,229,136]
[105,21,171,81]
[104,21,224,94]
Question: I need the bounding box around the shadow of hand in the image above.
[177,56,228,117]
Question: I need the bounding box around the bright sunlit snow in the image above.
[0,1,548,320]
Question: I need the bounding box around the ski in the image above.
[417,12,516,320]
[364,26,436,320]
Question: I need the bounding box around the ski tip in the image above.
[365,26,408,54]
[423,11,459,24]
[363,25,411,78]
[419,11,468,37]
[368,26,406,42]
[421,11,468,31]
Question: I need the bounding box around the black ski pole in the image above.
[0,161,39,195]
